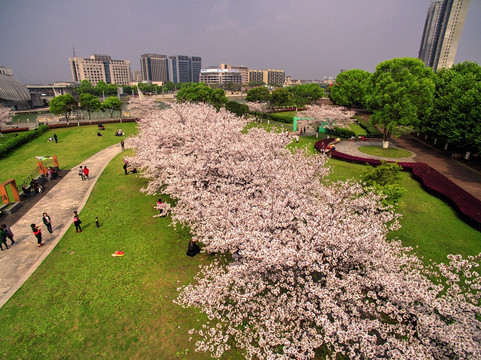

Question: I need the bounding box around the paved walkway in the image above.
[334,137,481,202]
[0,143,124,308]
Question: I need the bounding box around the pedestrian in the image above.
[53,133,58,143]
[0,225,9,250]
[120,139,125,151]
[1,224,15,245]
[83,166,90,180]
[31,224,44,247]
[42,213,53,234]
[73,211,82,233]
[78,166,85,180]
[123,161,128,175]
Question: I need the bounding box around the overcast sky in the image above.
[1,0,480,84]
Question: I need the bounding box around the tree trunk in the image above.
[465,151,471,160]
[434,138,437,145]
[383,140,390,149]
[444,143,449,151]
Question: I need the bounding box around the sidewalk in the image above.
[0,143,124,308]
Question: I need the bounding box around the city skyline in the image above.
[1,0,480,84]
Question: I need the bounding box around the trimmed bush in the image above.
[0,125,49,157]
[331,127,356,139]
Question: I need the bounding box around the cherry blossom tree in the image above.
[129,102,481,360]
[0,105,12,137]
[301,104,356,130]
[245,101,268,114]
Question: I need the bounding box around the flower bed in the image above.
[316,142,481,231]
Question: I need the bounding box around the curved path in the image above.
[334,137,481,202]
[0,143,125,308]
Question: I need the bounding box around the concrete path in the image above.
[0,143,124,308]
[335,140,417,162]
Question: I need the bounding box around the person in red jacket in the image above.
[31,224,44,247]
[83,166,90,180]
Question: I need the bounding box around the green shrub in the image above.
[331,127,355,138]
[225,101,249,117]
[0,125,49,157]
[361,162,407,206]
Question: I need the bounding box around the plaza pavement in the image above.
[0,142,125,308]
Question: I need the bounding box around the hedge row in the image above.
[318,143,481,231]
[353,116,383,138]
[0,125,49,157]
[330,127,356,139]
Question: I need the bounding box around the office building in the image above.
[69,54,132,85]
[199,69,242,85]
[248,69,285,85]
[220,64,249,84]
[419,0,471,71]
[168,55,202,84]
[140,54,169,83]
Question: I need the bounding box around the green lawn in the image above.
[347,123,367,136]
[0,122,138,186]
[358,145,413,158]
[0,152,243,360]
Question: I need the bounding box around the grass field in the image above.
[0,122,479,359]
[0,122,138,186]
[358,145,413,158]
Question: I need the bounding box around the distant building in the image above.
[132,70,142,83]
[419,0,471,71]
[69,54,132,85]
[27,82,78,107]
[140,54,169,83]
[220,64,249,84]
[248,69,285,86]
[200,69,242,85]
[0,66,32,110]
[167,55,202,84]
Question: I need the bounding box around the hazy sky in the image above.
[1,0,480,84]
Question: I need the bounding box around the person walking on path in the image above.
[73,211,82,233]
[53,133,58,143]
[42,213,53,234]
[1,224,15,245]
[31,224,44,247]
[83,166,90,180]
[0,225,9,250]
[78,166,85,180]
[120,139,125,151]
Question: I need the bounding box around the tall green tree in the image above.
[420,61,481,154]
[79,93,101,120]
[289,83,324,104]
[176,83,228,110]
[330,69,371,108]
[76,80,95,95]
[49,94,78,123]
[101,96,122,118]
[269,87,290,107]
[245,86,270,103]
[367,57,435,148]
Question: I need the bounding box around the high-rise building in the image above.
[167,55,202,84]
[419,0,471,72]
[69,54,132,85]
[140,54,169,83]
[248,70,264,84]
